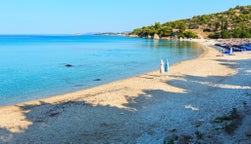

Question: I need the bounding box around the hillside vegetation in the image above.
[129,5,251,39]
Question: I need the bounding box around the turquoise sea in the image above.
[0,35,203,106]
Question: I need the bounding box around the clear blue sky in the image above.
[0,0,250,34]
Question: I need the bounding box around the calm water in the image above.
[0,35,203,106]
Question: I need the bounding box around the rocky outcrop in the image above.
[147,35,152,39]
[127,34,139,38]
[160,37,171,40]
[153,34,160,40]
[128,33,176,40]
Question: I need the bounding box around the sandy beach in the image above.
[0,39,251,143]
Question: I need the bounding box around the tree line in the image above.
[130,5,251,39]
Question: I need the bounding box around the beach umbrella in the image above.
[165,59,169,72]
[230,47,233,55]
[160,59,165,73]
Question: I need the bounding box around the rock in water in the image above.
[65,64,73,67]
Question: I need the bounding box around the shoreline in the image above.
[0,39,205,108]
[1,39,251,143]
[0,37,203,108]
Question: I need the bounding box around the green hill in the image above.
[129,5,251,39]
